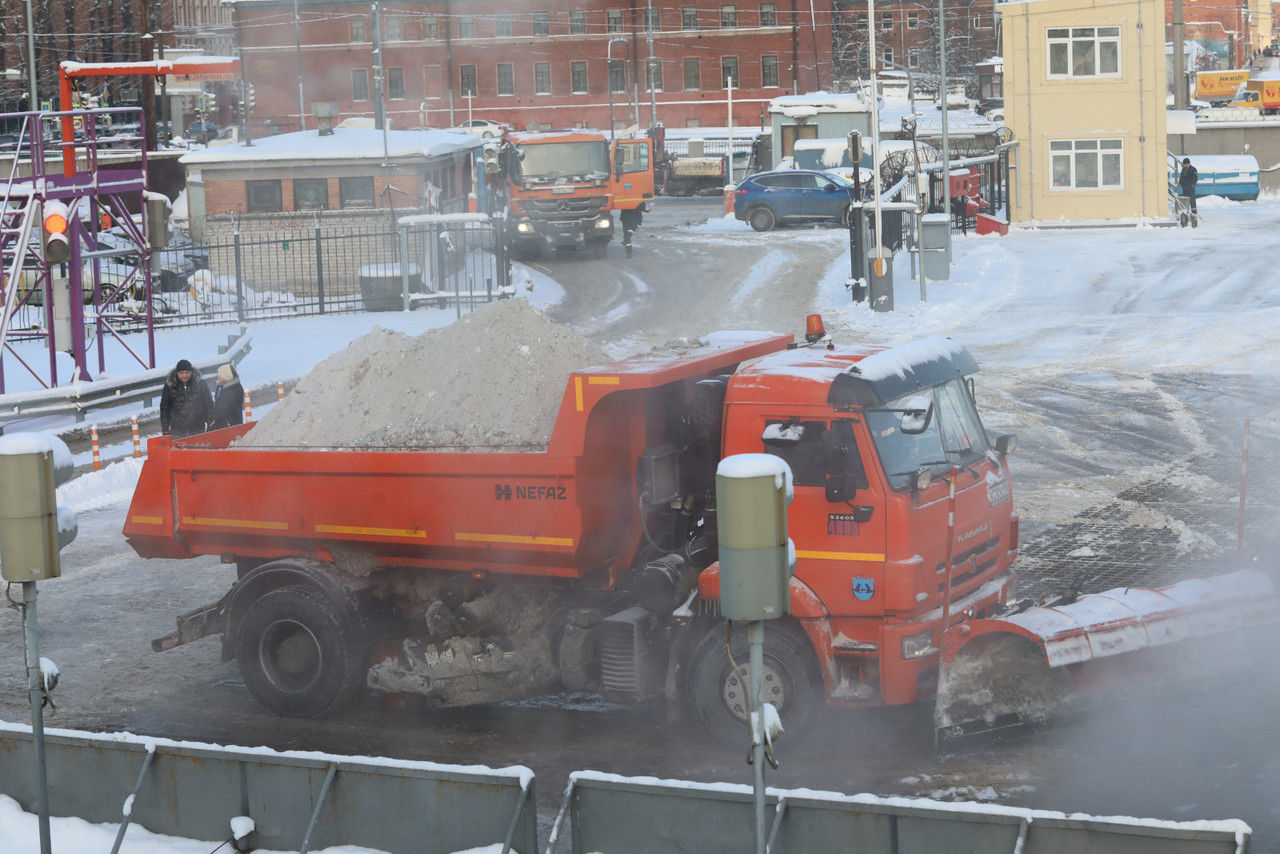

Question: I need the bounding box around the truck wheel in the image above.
[237,585,367,717]
[684,622,822,743]
[748,207,776,232]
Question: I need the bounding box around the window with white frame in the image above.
[424,16,439,38]
[646,6,660,30]
[883,47,894,64]
[973,14,988,28]
[761,3,777,26]
[495,14,512,37]
[460,64,477,96]
[352,68,369,100]
[881,12,892,30]
[683,7,699,29]
[908,50,919,69]
[384,16,403,40]
[571,60,588,93]
[570,10,586,33]
[459,16,475,38]
[609,59,626,92]
[534,11,550,35]
[535,62,552,94]
[350,17,366,42]
[907,11,919,28]
[387,67,405,99]
[497,63,514,95]
[1050,139,1123,189]
[762,55,779,87]
[721,5,737,27]
[1048,26,1120,77]
[607,9,624,32]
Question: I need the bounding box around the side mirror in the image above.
[614,150,626,178]
[899,396,934,435]
[994,434,1015,458]
[822,420,865,502]
[823,183,839,192]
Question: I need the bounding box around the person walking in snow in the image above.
[208,363,245,431]
[1178,157,1199,225]
[160,358,213,439]
[619,203,646,257]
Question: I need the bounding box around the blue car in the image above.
[733,169,859,232]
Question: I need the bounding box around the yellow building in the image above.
[1002,0,1169,223]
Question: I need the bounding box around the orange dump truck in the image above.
[503,129,654,257]
[126,321,1277,739]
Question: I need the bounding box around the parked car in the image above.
[975,98,1004,121]
[449,118,511,138]
[732,169,858,232]
[184,119,220,144]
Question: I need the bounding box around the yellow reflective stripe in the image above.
[181,516,288,531]
[456,532,575,547]
[795,549,886,562]
[315,524,428,539]
[575,376,584,411]
[130,515,163,525]
[587,376,620,385]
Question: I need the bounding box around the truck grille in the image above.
[520,195,608,220]
[599,606,659,703]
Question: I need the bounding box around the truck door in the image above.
[610,138,655,210]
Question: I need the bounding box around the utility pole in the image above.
[1173,0,1187,109]
[294,0,306,129]
[938,0,951,257]
[23,0,36,108]
[156,1,170,145]
[646,0,658,128]
[371,1,385,130]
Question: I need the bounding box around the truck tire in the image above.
[237,585,367,718]
[749,206,776,232]
[683,622,823,743]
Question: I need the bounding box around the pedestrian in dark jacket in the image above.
[160,358,213,438]
[620,204,645,257]
[1178,158,1199,214]
[208,363,244,431]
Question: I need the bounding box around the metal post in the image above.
[298,763,338,854]
[646,0,658,127]
[294,0,306,130]
[938,0,950,243]
[233,230,245,323]
[399,226,411,312]
[23,0,37,108]
[314,223,325,313]
[727,76,734,183]
[749,619,767,854]
[21,582,52,854]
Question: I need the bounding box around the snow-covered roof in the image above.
[770,91,872,115]
[179,127,483,167]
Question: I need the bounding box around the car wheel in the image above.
[482,131,495,139]
[749,206,776,232]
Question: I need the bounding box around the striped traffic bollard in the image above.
[131,415,141,458]
[276,381,285,401]
[90,424,101,471]
[243,389,253,421]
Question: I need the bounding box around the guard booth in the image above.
[398,212,513,312]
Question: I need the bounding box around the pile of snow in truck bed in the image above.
[240,299,608,449]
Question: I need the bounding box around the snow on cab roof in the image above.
[179,126,482,166]
[769,91,872,114]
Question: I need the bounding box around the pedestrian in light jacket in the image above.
[208,363,245,431]
[160,359,213,439]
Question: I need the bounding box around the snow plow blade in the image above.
[934,569,1280,745]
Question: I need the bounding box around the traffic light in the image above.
[42,199,70,265]
[0,434,77,582]
[483,143,500,174]
[244,83,255,114]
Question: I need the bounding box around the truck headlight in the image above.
[516,221,534,234]
[901,630,936,660]
[594,216,612,230]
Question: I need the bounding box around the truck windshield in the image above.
[517,141,610,184]
[867,378,990,489]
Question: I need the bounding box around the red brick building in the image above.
[227,0,834,133]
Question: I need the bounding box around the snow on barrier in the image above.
[550,771,1250,854]
[0,723,537,854]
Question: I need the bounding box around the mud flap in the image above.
[935,569,1280,746]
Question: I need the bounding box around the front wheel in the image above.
[237,585,367,717]
[683,622,823,744]
[749,206,776,232]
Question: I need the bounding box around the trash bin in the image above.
[920,213,951,281]
[358,263,421,312]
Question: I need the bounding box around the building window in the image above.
[760,3,776,26]
[571,60,588,93]
[646,6,660,30]
[425,16,438,38]
[384,16,403,40]
[647,58,663,91]
[293,179,328,211]
[908,50,920,69]
[246,180,282,213]
[460,65,477,96]
[1048,26,1120,77]
[973,14,987,28]
[495,14,512,36]
[534,11,550,35]
[907,11,919,28]
[352,69,369,100]
[339,177,376,209]
[387,67,405,99]
[607,9,624,32]
[459,16,475,38]
[721,56,739,88]
[721,5,737,28]
[350,17,366,42]
[882,47,894,64]
[1051,139,1123,189]
[761,55,779,87]
[609,59,626,92]
[497,63,514,95]
[684,57,700,90]
[570,10,586,33]
[535,62,552,93]
[881,12,892,30]
[683,7,698,30]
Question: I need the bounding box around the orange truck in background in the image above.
[503,129,654,258]
[1195,69,1249,102]
[1230,77,1280,113]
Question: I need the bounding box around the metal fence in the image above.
[4,212,512,337]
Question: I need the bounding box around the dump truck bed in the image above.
[123,332,792,579]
